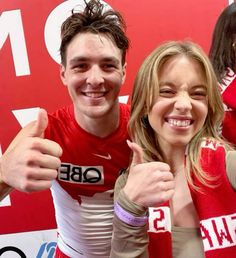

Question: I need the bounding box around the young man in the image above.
[0,0,130,257]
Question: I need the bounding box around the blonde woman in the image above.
[111,41,236,258]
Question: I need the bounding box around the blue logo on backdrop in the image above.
[36,242,57,258]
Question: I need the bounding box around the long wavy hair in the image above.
[129,41,230,189]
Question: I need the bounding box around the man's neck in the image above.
[74,106,120,138]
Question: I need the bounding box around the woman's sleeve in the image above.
[110,172,149,258]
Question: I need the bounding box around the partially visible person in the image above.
[0,0,131,257]
[209,2,236,147]
[110,41,236,258]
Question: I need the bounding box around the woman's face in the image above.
[148,55,208,150]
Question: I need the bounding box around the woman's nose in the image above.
[174,93,192,112]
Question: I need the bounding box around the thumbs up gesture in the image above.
[0,109,62,193]
[123,140,175,208]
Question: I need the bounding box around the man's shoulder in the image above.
[48,105,73,123]
[45,105,75,138]
[119,102,130,117]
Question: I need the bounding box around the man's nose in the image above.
[86,66,104,86]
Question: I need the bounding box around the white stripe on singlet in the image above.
[51,181,114,258]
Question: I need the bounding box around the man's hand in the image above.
[0,109,62,194]
[123,140,175,208]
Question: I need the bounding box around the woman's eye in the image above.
[191,91,207,99]
[159,88,175,96]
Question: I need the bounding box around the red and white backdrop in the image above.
[0,0,232,257]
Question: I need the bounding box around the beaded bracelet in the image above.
[114,202,148,227]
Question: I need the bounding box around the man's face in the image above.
[60,32,126,125]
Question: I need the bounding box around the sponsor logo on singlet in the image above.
[58,163,104,184]
[92,153,112,160]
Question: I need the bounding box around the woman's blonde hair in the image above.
[128,41,229,189]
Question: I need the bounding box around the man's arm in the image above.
[0,109,62,200]
[0,164,12,201]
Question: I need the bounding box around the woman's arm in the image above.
[110,171,149,258]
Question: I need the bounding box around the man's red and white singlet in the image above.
[45,103,130,257]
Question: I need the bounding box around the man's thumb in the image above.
[127,140,144,167]
[31,108,48,138]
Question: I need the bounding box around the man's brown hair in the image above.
[60,0,130,66]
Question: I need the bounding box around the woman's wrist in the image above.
[121,188,147,213]
[114,189,148,227]
[114,201,148,227]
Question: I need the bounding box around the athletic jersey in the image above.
[45,103,131,257]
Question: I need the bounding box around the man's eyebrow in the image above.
[69,57,88,65]
[101,57,120,64]
[69,56,120,65]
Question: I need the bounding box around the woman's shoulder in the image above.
[226,151,236,190]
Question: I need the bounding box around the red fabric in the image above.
[44,103,131,256]
[54,247,70,258]
[148,231,172,258]
[147,140,236,258]
[221,68,236,147]
[191,140,236,258]
[222,111,236,147]
[221,69,236,110]
[45,103,131,202]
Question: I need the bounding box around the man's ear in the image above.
[121,62,127,85]
[60,65,67,86]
